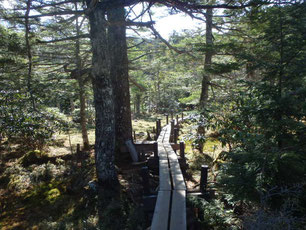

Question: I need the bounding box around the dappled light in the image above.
[1,0,305,229]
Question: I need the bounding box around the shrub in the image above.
[0,91,68,150]
[18,150,48,167]
[187,196,240,230]
[72,108,95,126]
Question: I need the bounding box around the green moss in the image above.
[203,138,221,152]
[23,180,64,206]
[45,188,61,203]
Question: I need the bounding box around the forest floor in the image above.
[0,113,228,230]
[178,119,226,191]
[0,114,171,230]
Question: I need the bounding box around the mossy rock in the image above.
[18,150,48,167]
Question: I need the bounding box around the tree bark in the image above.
[197,8,213,153]
[199,8,213,111]
[75,2,90,150]
[87,1,117,185]
[135,93,141,116]
[107,5,133,147]
[78,79,90,150]
[156,69,161,113]
[70,97,75,114]
[25,0,35,110]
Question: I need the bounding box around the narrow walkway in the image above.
[151,118,187,230]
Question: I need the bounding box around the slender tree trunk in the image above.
[107,5,133,148]
[70,97,75,114]
[135,93,141,116]
[78,79,90,149]
[25,0,35,110]
[56,99,60,111]
[87,1,117,185]
[246,62,255,80]
[157,71,161,113]
[277,5,284,149]
[199,8,213,111]
[197,8,213,153]
[75,2,89,150]
[134,100,136,114]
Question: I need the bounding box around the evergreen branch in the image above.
[37,34,90,43]
[11,10,84,19]
[149,25,197,59]
[128,76,146,91]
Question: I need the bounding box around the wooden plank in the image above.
[151,190,171,230]
[168,153,179,163]
[169,158,186,190]
[169,190,187,230]
[157,127,167,142]
[125,140,139,162]
[166,147,186,190]
[164,145,172,150]
[171,143,180,151]
[158,145,168,160]
[166,147,177,156]
[120,143,155,153]
[165,146,178,160]
[171,171,186,190]
[169,159,181,171]
[159,159,171,191]
[157,133,165,142]
[163,128,171,139]
[164,135,170,143]
[163,126,171,143]
[151,116,188,230]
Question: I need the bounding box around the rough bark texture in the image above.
[199,8,213,110]
[87,2,117,184]
[107,6,133,147]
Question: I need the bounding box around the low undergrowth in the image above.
[0,116,157,229]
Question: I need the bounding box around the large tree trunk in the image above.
[107,6,133,147]
[87,2,117,185]
[199,8,213,110]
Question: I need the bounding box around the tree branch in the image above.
[37,34,90,43]
[13,10,84,19]
[128,76,146,91]
[149,25,196,59]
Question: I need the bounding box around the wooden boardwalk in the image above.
[151,118,187,230]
